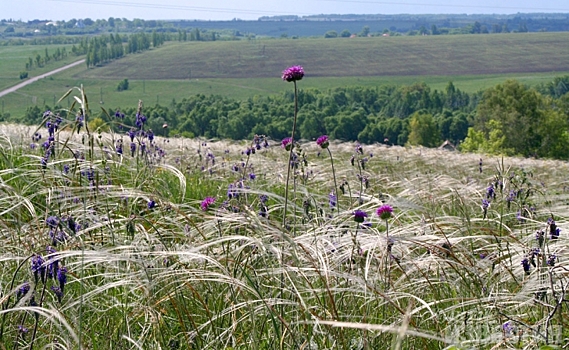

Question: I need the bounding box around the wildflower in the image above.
[353,209,368,223]
[17,282,30,299]
[481,199,490,209]
[51,286,63,303]
[376,204,393,220]
[200,196,216,211]
[486,184,495,200]
[57,266,68,293]
[148,200,156,209]
[249,173,256,180]
[552,227,561,239]
[281,65,304,82]
[536,229,545,247]
[506,190,516,202]
[329,192,337,209]
[130,142,136,157]
[547,254,557,267]
[521,258,531,274]
[18,325,28,334]
[548,217,560,239]
[227,184,238,199]
[316,135,329,149]
[31,255,46,284]
[46,216,60,228]
[281,137,293,151]
[260,194,269,204]
[116,140,123,155]
[503,321,515,336]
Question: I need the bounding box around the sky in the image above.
[4,0,569,22]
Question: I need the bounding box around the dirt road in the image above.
[0,59,85,98]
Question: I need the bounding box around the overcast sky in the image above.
[4,0,569,21]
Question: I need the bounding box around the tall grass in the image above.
[0,86,568,349]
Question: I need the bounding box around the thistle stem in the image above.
[326,147,340,213]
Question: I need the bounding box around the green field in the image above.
[0,44,80,91]
[2,32,569,118]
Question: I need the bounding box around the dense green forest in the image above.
[19,75,569,159]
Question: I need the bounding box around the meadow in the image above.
[0,44,78,91]
[3,32,569,119]
[0,83,569,349]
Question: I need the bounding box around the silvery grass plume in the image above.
[1,86,569,348]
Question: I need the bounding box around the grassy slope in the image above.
[76,33,569,79]
[0,44,80,90]
[2,33,569,118]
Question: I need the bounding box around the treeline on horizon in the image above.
[3,12,569,42]
[17,75,569,160]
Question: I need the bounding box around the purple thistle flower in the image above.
[316,135,329,149]
[281,137,293,151]
[376,204,393,220]
[200,196,216,211]
[353,209,368,223]
[281,65,304,82]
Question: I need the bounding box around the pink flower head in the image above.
[201,196,216,211]
[316,135,329,149]
[376,204,393,220]
[282,65,304,82]
[281,137,293,151]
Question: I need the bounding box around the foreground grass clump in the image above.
[1,90,569,349]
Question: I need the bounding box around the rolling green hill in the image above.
[2,32,569,120]
[76,33,569,80]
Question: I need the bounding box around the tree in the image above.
[431,24,439,35]
[407,111,440,147]
[324,30,338,38]
[360,26,370,37]
[117,79,129,91]
[475,80,546,156]
[340,29,351,37]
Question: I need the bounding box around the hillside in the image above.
[75,32,569,80]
